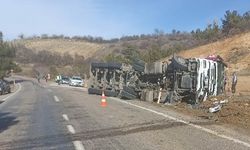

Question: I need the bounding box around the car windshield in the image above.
[1,1,250,150]
[72,77,81,80]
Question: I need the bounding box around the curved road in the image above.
[0,78,249,150]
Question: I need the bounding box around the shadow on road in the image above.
[11,79,28,84]
[0,119,216,149]
[0,112,19,133]
[9,79,42,88]
[0,120,176,149]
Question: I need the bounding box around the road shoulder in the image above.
[108,97,250,148]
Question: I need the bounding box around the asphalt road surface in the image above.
[0,78,250,150]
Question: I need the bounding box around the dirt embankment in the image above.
[177,32,250,70]
[170,95,250,134]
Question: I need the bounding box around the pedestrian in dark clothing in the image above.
[36,73,41,83]
[224,75,228,93]
[231,72,237,93]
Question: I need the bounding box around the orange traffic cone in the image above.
[101,91,107,107]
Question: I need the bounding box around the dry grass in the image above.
[175,32,250,72]
[16,39,105,59]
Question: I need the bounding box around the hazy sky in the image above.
[0,0,249,40]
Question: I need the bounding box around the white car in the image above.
[69,76,84,87]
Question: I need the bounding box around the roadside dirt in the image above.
[164,74,250,133]
[169,94,250,135]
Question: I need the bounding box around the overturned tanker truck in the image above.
[88,55,227,104]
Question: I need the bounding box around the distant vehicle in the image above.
[55,75,70,85]
[55,75,62,83]
[0,80,11,95]
[69,76,84,87]
[60,76,70,84]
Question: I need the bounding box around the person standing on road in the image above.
[224,74,228,93]
[36,72,41,83]
[45,75,48,82]
[57,74,62,85]
[231,72,237,94]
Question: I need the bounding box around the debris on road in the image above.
[219,99,229,104]
[167,95,250,133]
[209,104,222,113]
[209,99,229,113]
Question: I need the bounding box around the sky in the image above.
[0,0,249,40]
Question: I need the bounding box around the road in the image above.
[0,78,250,150]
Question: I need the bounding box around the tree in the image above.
[74,53,85,65]
[0,31,3,43]
[0,41,19,78]
[172,29,177,35]
[154,28,164,37]
[203,21,220,41]
[241,11,250,31]
[121,46,140,63]
[222,10,242,35]
[104,54,126,63]
[49,66,58,78]
[41,34,48,39]
[18,34,24,39]
[62,52,73,65]
[192,19,221,43]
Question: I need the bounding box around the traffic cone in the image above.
[101,91,107,107]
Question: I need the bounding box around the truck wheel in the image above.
[104,90,117,97]
[88,88,98,94]
[133,64,145,72]
[123,86,138,96]
[119,90,137,100]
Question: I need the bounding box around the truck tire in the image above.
[123,86,138,96]
[88,88,117,97]
[104,90,117,97]
[88,88,100,95]
[133,64,145,72]
[91,62,122,69]
[133,59,145,67]
[119,90,137,100]
[132,59,145,72]
[171,55,188,71]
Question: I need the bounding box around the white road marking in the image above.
[54,96,60,102]
[2,83,22,101]
[50,83,87,91]
[67,125,76,134]
[62,114,69,121]
[110,97,250,148]
[73,141,85,150]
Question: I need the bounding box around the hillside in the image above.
[176,32,250,72]
[15,32,250,72]
[15,39,105,59]
[14,33,197,63]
